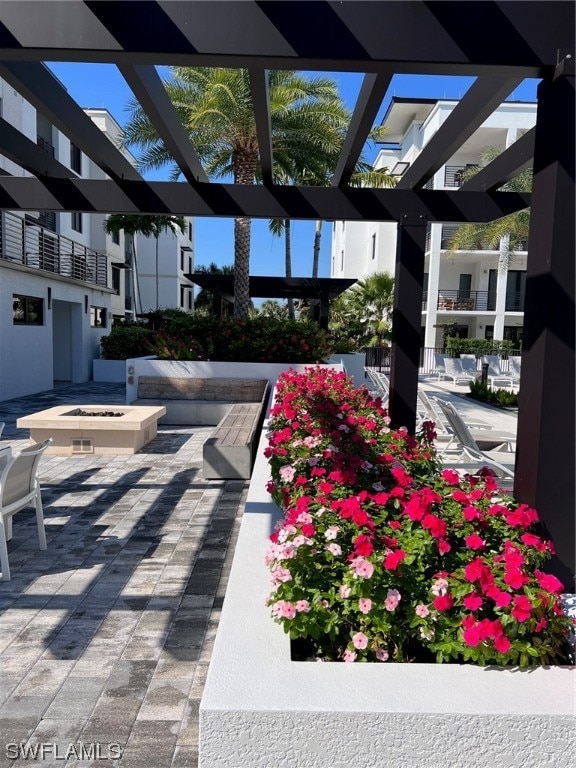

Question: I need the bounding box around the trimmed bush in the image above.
[446,338,514,357]
[100,326,151,360]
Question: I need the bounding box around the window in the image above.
[458,273,472,299]
[180,285,185,307]
[111,229,120,245]
[13,294,44,325]
[112,265,121,294]
[188,289,193,310]
[90,306,107,328]
[71,212,82,233]
[180,249,185,271]
[188,221,193,241]
[371,232,376,260]
[70,142,82,174]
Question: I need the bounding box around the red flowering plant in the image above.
[264,367,571,665]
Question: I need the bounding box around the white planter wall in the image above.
[199,394,575,768]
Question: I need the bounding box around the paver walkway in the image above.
[0,383,247,768]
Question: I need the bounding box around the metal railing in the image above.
[435,290,525,312]
[0,210,109,288]
[363,347,522,375]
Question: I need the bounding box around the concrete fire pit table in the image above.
[17,404,166,455]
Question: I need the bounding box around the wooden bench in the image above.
[131,376,270,479]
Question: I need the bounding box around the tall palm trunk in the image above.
[233,152,257,318]
[284,218,295,319]
[312,219,322,278]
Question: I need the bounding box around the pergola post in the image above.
[388,216,427,433]
[514,59,575,590]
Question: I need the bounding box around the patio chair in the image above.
[482,355,518,390]
[432,353,449,381]
[459,354,479,375]
[417,391,515,452]
[443,358,479,385]
[435,400,515,480]
[0,438,52,581]
[508,356,522,379]
[367,369,389,401]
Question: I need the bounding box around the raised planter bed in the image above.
[199,394,575,768]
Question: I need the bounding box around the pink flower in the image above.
[383,549,406,571]
[350,557,374,579]
[465,534,485,550]
[494,634,511,654]
[415,604,429,618]
[342,649,357,663]
[295,600,310,613]
[511,595,533,623]
[422,513,447,539]
[486,587,512,608]
[352,632,368,650]
[504,568,529,590]
[375,648,389,662]
[358,598,372,614]
[339,584,351,599]
[271,566,292,584]
[279,465,296,482]
[433,594,454,612]
[325,525,339,540]
[431,578,449,596]
[326,543,342,556]
[385,588,401,611]
[271,600,296,619]
[441,469,460,485]
[534,570,564,594]
[463,624,482,647]
[463,592,483,611]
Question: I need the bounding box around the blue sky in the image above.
[47,63,538,280]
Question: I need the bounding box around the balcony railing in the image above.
[435,290,525,312]
[437,290,495,311]
[0,210,108,288]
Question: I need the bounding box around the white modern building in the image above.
[0,79,194,401]
[331,97,535,350]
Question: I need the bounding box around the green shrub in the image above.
[468,379,519,407]
[103,316,334,363]
[446,338,514,357]
[100,326,151,360]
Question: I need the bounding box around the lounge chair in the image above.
[459,354,479,375]
[417,391,515,452]
[443,358,479,385]
[435,400,515,480]
[482,355,519,390]
[0,438,52,581]
[432,353,449,381]
[365,368,389,400]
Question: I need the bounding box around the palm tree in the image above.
[104,214,185,316]
[340,271,395,347]
[268,217,296,319]
[447,146,531,274]
[193,262,234,316]
[122,68,354,317]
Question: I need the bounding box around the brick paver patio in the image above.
[0,383,247,768]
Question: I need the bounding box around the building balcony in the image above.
[422,289,525,312]
[0,210,109,288]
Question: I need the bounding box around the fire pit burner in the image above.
[67,409,124,418]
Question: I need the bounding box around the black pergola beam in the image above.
[0,61,141,183]
[249,69,274,186]
[0,178,530,223]
[388,217,428,433]
[0,1,571,75]
[118,64,209,186]
[514,64,575,590]
[0,118,75,178]
[332,72,393,188]
[396,76,523,190]
[459,128,535,192]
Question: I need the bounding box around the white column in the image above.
[424,223,442,348]
[493,234,510,340]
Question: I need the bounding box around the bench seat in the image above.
[131,376,269,479]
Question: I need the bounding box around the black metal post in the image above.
[389,215,427,434]
[514,58,575,590]
[481,362,489,387]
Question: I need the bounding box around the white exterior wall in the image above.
[332,100,535,348]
